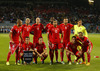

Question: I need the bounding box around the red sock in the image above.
[87,53,91,62]
[49,50,54,62]
[7,52,11,62]
[66,52,71,62]
[17,51,20,61]
[15,50,18,63]
[55,50,58,61]
[43,55,48,61]
[21,56,23,61]
[75,56,81,62]
[60,52,64,61]
[82,53,85,62]
[67,55,71,62]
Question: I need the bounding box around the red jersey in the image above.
[60,23,73,43]
[31,23,44,43]
[48,25,61,43]
[45,23,52,41]
[35,42,47,53]
[76,36,91,47]
[76,36,93,52]
[66,42,81,52]
[21,24,31,40]
[22,42,33,51]
[10,25,22,44]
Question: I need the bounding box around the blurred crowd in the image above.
[0,3,100,33]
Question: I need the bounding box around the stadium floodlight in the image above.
[88,0,94,5]
[88,0,94,3]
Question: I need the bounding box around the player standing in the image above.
[48,20,63,65]
[45,17,59,63]
[6,19,23,65]
[21,18,31,43]
[74,19,88,37]
[34,37,48,64]
[59,18,74,63]
[30,17,44,46]
[77,32,93,66]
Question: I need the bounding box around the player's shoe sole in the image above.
[69,62,72,65]
[61,61,65,64]
[86,63,90,66]
[80,61,86,64]
[6,62,10,65]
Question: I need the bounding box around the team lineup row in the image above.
[6,17,93,66]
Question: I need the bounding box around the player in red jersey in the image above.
[30,17,44,46]
[20,37,35,64]
[77,32,93,66]
[59,17,74,63]
[6,19,23,65]
[48,20,63,65]
[45,17,59,63]
[65,36,82,65]
[34,37,48,64]
[21,18,31,43]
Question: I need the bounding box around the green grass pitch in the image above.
[0,33,100,71]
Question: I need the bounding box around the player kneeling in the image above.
[77,32,93,66]
[34,37,48,64]
[65,36,82,65]
[20,37,36,64]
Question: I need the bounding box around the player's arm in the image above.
[41,44,47,55]
[9,32,14,43]
[83,28,88,37]
[30,25,34,35]
[47,27,51,43]
[41,48,47,55]
[44,24,48,32]
[65,48,74,55]
[41,24,45,33]
[19,32,24,43]
[61,31,64,43]
[34,48,41,56]
[65,44,74,55]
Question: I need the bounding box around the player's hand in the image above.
[87,49,90,54]
[71,52,74,55]
[61,39,63,43]
[11,40,14,43]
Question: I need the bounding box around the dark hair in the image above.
[78,32,83,34]
[72,36,76,39]
[38,37,42,40]
[25,36,30,39]
[77,19,82,22]
[53,19,57,22]
[63,17,68,20]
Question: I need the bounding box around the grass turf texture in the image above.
[0,33,100,71]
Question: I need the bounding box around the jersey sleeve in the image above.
[10,26,15,32]
[83,27,88,37]
[43,43,47,49]
[74,25,78,36]
[22,44,25,50]
[69,24,74,28]
[30,43,34,49]
[47,26,52,34]
[41,24,44,30]
[58,25,62,33]
[66,43,70,49]
[45,24,48,32]
[30,24,34,32]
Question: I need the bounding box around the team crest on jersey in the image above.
[55,30,58,33]
[65,27,67,29]
[37,27,39,30]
